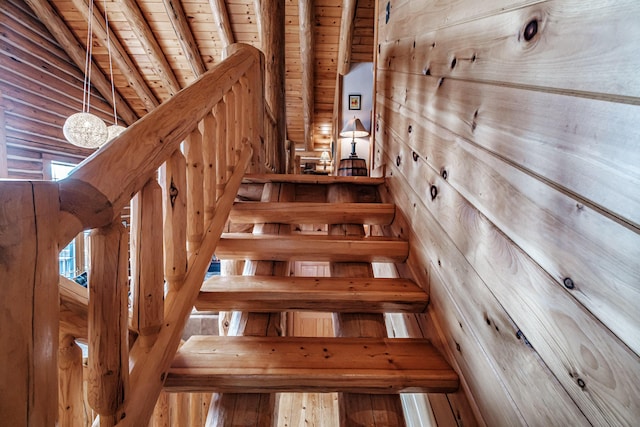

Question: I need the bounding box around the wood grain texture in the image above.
[230,201,395,224]
[58,335,87,427]
[243,173,385,185]
[216,232,408,263]
[165,336,458,393]
[0,181,59,426]
[196,275,427,312]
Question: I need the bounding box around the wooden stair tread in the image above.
[242,174,385,185]
[230,202,395,225]
[164,336,459,393]
[216,233,409,263]
[195,275,428,312]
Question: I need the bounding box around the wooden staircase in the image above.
[165,174,459,423]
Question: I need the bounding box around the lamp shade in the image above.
[320,151,331,162]
[63,112,108,148]
[339,117,369,138]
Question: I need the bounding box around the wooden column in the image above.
[59,335,86,427]
[327,184,406,426]
[88,222,129,426]
[0,182,59,426]
[299,0,315,151]
[0,92,7,178]
[260,0,286,172]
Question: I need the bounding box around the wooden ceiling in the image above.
[21,0,374,159]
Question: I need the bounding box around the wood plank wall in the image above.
[0,0,101,176]
[374,0,640,425]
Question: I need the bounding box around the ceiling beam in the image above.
[209,0,234,56]
[337,0,357,76]
[116,0,182,98]
[70,0,159,112]
[161,0,207,78]
[23,0,138,125]
[298,0,315,151]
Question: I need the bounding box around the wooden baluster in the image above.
[232,82,243,165]
[170,393,189,426]
[130,178,164,349]
[161,149,188,292]
[59,335,86,427]
[185,128,204,255]
[214,100,227,200]
[240,75,260,173]
[201,113,217,223]
[224,88,236,178]
[88,221,129,426]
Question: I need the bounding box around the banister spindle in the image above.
[224,88,236,178]
[214,100,227,200]
[201,113,217,223]
[88,221,129,426]
[232,82,243,165]
[130,177,164,349]
[58,335,86,426]
[162,149,188,292]
[185,128,204,255]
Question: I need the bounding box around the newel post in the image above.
[0,181,60,426]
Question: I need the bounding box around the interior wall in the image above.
[0,0,109,178]
[340,62,373,163]
[374,0,640,425]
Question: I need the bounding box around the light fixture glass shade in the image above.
[339,117,369,138]
[63,112,108,148]
[106,124,127,142]
[320,151,331,162]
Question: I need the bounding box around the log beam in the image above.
[298,0,315,151]
[69,0,159,112]
[23,0,138,125]
[209,0,235,55]
[161,0,207,77]
[116,0,182,97]
[337,0,357,76]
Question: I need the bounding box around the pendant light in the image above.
[63,0,125,148]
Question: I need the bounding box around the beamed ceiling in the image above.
[11,0,375,161]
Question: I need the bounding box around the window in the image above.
[52,161,83,278]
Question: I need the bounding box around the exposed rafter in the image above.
[209,0,234,56]
[298,0,314,151]
[161,0,207,78]
[69,0,159,112]
[116,0,182,98]
[337,0,357,76]
[23,0,138,125]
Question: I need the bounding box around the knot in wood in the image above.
[523,19,539,42]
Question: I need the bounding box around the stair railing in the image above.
[0,43,268,426]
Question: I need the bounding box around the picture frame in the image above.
[348,94,361,110]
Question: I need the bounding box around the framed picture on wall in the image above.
[348,94,361,110]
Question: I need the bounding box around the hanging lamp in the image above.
[63,0,125,148]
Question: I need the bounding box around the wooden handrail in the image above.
[57,44,264,247]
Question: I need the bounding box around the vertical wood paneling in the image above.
[376,0,640,425]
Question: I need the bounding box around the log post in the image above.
[161,150,188,292]
[0,91,8,178]
[214,101,227,201]
[59,335,87,426]
[185,128,205,255]
[201,113,217,222]
[259,0,286,172]
[151,392,170,427]
[298,0,315,151]
[209,0,234,55]
[88,221,130,426]
[0,182,59,426]
[327,184,406,426]
[130,178,164,349]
